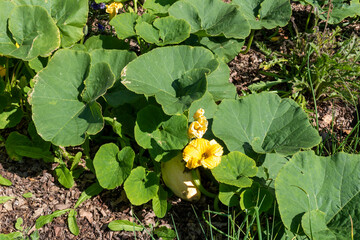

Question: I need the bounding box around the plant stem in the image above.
[5,58,10,92]
[134,0,138,13]
[24,61,35,78]
[307,48,320,154]
[254,207,262,240]
[305,6,313,33]
[191,169,216,199]
[241,30,255,55]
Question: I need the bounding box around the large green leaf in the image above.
[275,151,360,239]
[121,45,219,115]
[110,13,138,39]
[168,0,251,39]
[301,210,336,240]
[143,0,177,15]
[123,167,160,205]
[88,49,138,107]
[12,0,88,47]
[93,144,135,189]
[135,105,188,151]
[0,4,60,60]
[90,49,137,80]
[232,0,292,29]
[211,151,258,188]
[84,35,128,51]
[206,60,236,101]
[200,37,244,63]
[135,16,191,46]
[29,49,115,146]
[212,92,321,155]
[50,0,88,47]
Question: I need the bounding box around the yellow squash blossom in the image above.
[183,138,223,169]
[188,108,208,139]
[106,2,123,20]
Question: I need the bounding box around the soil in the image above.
[1,1,359,239]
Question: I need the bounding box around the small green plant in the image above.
[253,27,360,107]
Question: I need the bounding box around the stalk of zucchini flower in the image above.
[106,2,123,20]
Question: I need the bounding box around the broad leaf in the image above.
[232,0,292,29]
[301,210,336,240]
[121,45,219,115]
[211,151,258,188]
[200,37,244,63]
[275,151,360,239]
[260,153,289,186]
[206,60,236,101]
[89,49,137,106]
[93,144,135,189]
[143,0,177,15]
[124,167,159,205]
[29,49,115,146]
[218,183,240,207]
[90,49,137,80]
[0,4,60,60]
[110,13,138,39]
[213,92,321,155]
[169,0,251,39]
[135,16,191,46]
[84,35,129,51]
[135,105,188,151]
[108,220,144,231]
[50,0,88,47]
[239,182,273,214]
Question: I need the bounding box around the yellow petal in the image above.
[197,116,208,127]
[208,139,223,157]
[183,138,209,169]
[188,121,207,139]
[202,155,221,169]
[193,108,205,121]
